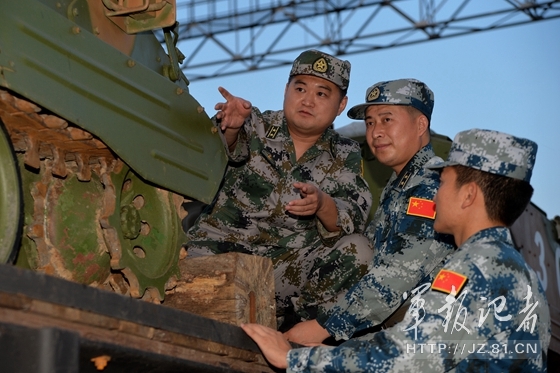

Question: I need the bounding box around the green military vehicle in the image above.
[0,1,271,371]
[0,0,228,302]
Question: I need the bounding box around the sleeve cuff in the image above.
[322,313,356,341]
[287,348,312,373]
[333,199,357,235]
[316,219,342,246]
[224,122,250,162]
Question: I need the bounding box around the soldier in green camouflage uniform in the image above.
[185,50,373,324]
[242,129,551,372]
[283,79,456,343]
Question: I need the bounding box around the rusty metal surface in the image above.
[0,89,115,180]
[1,88,116,283]
[1,89,185,300]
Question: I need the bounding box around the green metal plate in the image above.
[0,0,227,204]
[107,165,183,299]
[46,173,111,284]
[0,122,22,263]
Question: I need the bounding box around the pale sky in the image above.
[187,18,560,219]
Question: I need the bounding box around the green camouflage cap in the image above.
[427,129,537,183]
[289,49,351,91]
[347,78,434,121]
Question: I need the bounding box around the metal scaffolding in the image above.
[170,0,560,81]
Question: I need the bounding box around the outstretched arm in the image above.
[214,86,252,150]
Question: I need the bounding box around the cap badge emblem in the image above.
[367,87,380,102]
[312,58,328,73]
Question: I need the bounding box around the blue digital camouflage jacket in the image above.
[319,144,456,338]
[288,227,551,372]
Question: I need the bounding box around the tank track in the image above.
[0,88,186,301]
[0,89,114,180]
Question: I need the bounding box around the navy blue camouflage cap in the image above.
[289,49,351,91]
[347,78,434,121]
[427,129,537,183]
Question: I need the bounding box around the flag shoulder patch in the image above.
[406,197,436,219]
[431,269,468,295]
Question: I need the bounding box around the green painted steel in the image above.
[0,0,227,204]
[15,154,41,270]
[13,155,112,284]
[0,123,22,263]
[48,172,112,284]
[108,165,183,299]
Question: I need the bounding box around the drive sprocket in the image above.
[100,163,185,301]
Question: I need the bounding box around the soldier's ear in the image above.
[337,95,348,116]
[417,114,429,137]
[460,181,478,209]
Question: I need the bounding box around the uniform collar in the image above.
[313,127,338,159]
[272,116,337,162]
[392,144,435,189]
[462,226,512,247]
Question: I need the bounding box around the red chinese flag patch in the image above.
[406,197,436,219]
[431,269,468,295]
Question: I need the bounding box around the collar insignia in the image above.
[265,125,280,139]
[397,170,412,188]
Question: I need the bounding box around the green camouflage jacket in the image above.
[187,107,372,253]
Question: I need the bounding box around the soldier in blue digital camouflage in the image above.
[185,49,373,327]
[242,128,551,372]
[283,79,456,343]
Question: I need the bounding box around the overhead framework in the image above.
[171,0,560,81]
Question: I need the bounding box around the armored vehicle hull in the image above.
[0,0,227,301]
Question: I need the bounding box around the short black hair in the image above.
[403,105,430,130]
[454,165,533,226]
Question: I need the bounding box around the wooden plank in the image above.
[165,252,277,329]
